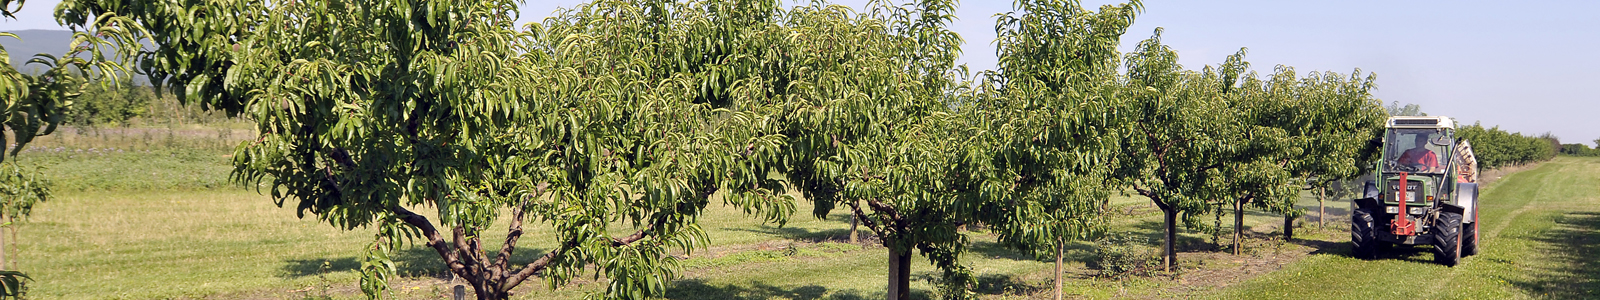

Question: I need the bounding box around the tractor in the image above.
[1351,116,1480,266]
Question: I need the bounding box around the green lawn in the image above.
[1214,156,1600,299]
[17,129,1592,299]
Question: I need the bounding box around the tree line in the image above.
[0,0,1554,299]
[1456,123,1559,169]
[1559,140,1600,157]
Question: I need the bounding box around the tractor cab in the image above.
[1376,118,1458,214]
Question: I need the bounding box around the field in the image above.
[1217,156,1600,299]
[12,127,1598,299]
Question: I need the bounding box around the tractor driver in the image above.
[1398,134,1440,172]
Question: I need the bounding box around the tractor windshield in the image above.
[1384,128,1450,174]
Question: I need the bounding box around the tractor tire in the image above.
[1351,208,1379,259]
[1433,211,1463,267]
[1462,210,1479,257]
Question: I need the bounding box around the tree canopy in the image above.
[49,0,1405,299]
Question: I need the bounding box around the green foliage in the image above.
[1114,28,1385,268]
[1218,62,1384,242]
[65,0,796,298]
[1085,235,1158,278]
[977,0,1140,259]
[45,0,1428,299]
[1385,101,1426,116]
[0,270,26,300]
[1116,28,1248,269]
[1456,123,1557,169]
[0,163,48,221]
[1560,143,1600,157]
[63,78,151,126]
[768,0,989,298]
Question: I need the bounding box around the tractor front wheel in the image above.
[1433,211,1463,266]
[1352,208,1379,259]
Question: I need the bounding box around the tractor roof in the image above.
[1387,116,1454,129]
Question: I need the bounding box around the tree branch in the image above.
[864,198,906,230]
[502,226,655,291]
[492,183,547,276]
[846,201,885,239]
[391,205,476,283]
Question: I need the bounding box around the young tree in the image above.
[771,1,986,298]
[979,0,1138,298]
[1215,63,1383,251]
[1272,68,1384,234]
[0,0,144,294]
[1194,50,1297,254]
[61,0,797,298]
[1114,29,1246,271]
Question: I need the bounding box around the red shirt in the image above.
[1398,148,1439,171]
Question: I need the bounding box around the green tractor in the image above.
[1351,116,1480,266]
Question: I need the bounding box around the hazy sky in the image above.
[5,0,1596,142]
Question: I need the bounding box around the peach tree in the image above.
[57,0,796,298]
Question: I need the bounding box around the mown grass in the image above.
[16,187,1324,299]
[13,123,1502,299]
[20,190,370,299]
[1213,156,1600,299]
[8,124,251,192]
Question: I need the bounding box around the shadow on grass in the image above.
[910,272,1046,298]
[664,279,888,300]
[732,225,855,243]
[1508,211,1600,298]
[970,273,1046,296]
[1128,219,1219,252]
[1295,236,1350,257]
[281,245,548,279]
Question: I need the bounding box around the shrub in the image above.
[1086,235,1160,277]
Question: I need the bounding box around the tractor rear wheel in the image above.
[1351,208,1379,259]
[1461,211,1479,256]
[1433,211,1463,266]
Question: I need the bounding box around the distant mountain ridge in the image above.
[0,29,76,72]
[1,29,150,84]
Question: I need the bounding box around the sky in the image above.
[4,0,1597,143]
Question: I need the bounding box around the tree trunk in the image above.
[473,281,508,300]
[850,215,860,244]
[887,246,913,300]
[1054,235,1064,300]
[1162,207,1178,272]
[1282,215,1295,240]
[1232,200,1243,255]
[9,222,15,270]
[0,220,7,271]
[1317,186,1327,229]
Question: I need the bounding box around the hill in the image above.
[0,29,75,73]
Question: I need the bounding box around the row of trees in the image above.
[45,0,1394,299]
[1456,123,1559,169]
[1559,140,1600,157]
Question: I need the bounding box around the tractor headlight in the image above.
[1386,206,1399,214]
[1409,207,1424,215]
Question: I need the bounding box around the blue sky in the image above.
[5,0,1596,142]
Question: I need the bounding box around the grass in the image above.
[7,123,251,192]
[1213,156,1600,299]
[14,121,1591,299]
[11,185,1324,299]
[19,190,370,299]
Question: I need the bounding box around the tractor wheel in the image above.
[1461,210,1479,256]
[1351,208,1379,259]
[1433,211,1463,267]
